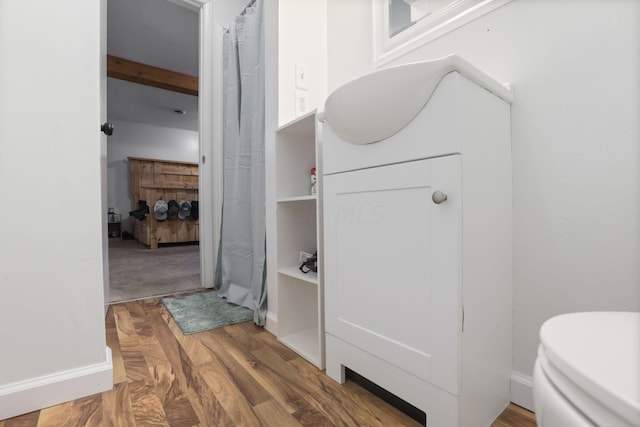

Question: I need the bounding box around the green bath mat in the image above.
[162,292,254,334]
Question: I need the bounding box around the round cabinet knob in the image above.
[432,191,448,204]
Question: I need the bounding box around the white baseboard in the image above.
[510,370,534,411]
[0,347,113,420]
[265,311,278,335]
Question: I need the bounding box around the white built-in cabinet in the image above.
[274,110,324,369]
[321,68,513,426]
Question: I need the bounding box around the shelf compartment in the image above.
[278,267,318,285]
[279,328,321,366]
[277,274,322,367]
[276,111,317,199]
[277,201,317,270]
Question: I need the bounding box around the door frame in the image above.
[101,0,110,312]
[193,0,223,288]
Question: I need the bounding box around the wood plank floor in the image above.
[1,292,537,426]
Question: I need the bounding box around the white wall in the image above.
[325,0,640,408]
[0,0,111,418]
[107,119,198,217]
[213,0,252,25]
[278,0,327,125]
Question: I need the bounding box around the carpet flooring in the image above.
[108,239,202,303]
[162,291,254,334]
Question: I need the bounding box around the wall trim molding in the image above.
[265,311,278,335]
[0,348,113,420]
[510,370,534,411]
[373,0,512,67]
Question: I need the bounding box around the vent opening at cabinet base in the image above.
[345,368,427,425]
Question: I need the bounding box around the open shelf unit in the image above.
[275,110,324,369]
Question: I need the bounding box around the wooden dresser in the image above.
[128,157,199,249]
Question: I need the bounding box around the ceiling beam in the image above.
[107,55,198,96]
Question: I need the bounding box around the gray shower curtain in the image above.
[216,0,266,325]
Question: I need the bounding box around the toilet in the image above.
[533,312,640,426]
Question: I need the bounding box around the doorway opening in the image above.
[106,0,202,303]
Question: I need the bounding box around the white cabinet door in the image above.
[323,154,462,394]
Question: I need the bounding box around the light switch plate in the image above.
[295,63,308,90]
[295,89,308,116]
